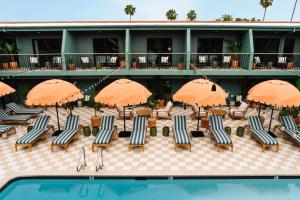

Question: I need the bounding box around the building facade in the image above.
[0,21,300,102]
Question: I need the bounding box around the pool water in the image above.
[1,178,300,200]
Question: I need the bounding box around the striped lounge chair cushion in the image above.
[209,116,232,144]
[93,116,115,144]
[280,116,298,130]
[173,115,191,144]
[16,115,50,144]
[0,110,31,121]
[129,117,147,145]
[0,125,13,134]
[52,115,80,145]
[248,116,278,145]
[7,102,42,114]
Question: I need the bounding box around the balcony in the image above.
[0,54,63,71]
[253,53,300,70]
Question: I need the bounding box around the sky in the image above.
[0,0,299,21]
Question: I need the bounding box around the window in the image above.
[283,38,295,53]
[254,38,280,53]
[32,39,61,54]
[147,38,172,53]
[197,38,223,53]
[93,38,119,53]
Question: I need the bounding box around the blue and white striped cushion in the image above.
[16,115,50,144]
[248,116,278,145]
[7,103,42,114]
[173,115,191,144]
[52,115,80,145]
[280,116,297,131]
[129,117,147,145]
[0,110,31,121]
[0,125,13,134]
[284,129,300,143]
[0,110,9,119]
[93,116,115,144]
[209,116,232,144]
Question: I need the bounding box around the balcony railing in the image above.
[129,53,185,70]
[190,53,250,70]
[252,53,300,70]
[65,53,126,70]
[0,54,63,70]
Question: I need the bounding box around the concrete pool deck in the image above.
[1,106,300,188]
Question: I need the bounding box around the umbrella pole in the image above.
[258,104,261,116]
[197,106,200,132]
[55,103,61,131]
[123,105,126,132]
[268,108,274,132]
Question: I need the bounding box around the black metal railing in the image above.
[65,53,126,70]
[129,53,185,70]
[252,53,300,70]
[190,53,250,70]
[0,54,63,70]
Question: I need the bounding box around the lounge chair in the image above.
[156,101,173,119]
[7,102,43,115]
[0,110,32,125]
[117,105,133,120]
[209,116,233,151]
[0,125,16,137]
[275,116,300,150]
[173,115,191,151]
[15,115,53,151]
[229,101,248,120]
[51,115,81,152]
[190,104,207,120]
[92,115,117,151]
[246,116,279,152]
[129,116,147,151]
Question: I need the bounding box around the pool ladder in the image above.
[95,148,104,172]
[76,147,87,172]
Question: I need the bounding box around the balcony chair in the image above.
[253,56,264,69]
[276,56,287,69]
[156,101,173,119]
[222,55,231,68]
[159,56,171,68]
[229,101,248,120]
[197,55,209,68]
[52,56,62,69]
[29,56,39,69]
[138,56,147,68]
[80,56,91,69]
[107,56,118,68]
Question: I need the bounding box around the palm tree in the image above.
[187,10,197,21]
[166,9,177,21]
[260,0,273,21]
[221,14,233,21]
[291,0,298,21]
[124,4,136,21]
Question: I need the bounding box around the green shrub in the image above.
[92,127,99,137]
[162,126,169,137]
[150,127,157,137]
[236,127,245,137]
[83,126,91,137]
[225,127,231,135]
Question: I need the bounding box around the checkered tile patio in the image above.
[1,105,300,187]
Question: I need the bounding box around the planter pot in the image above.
[287,62,293,70]
[27,125,33,132]
[253,63,256,70]
[162,126,169,137]
[131,61,137,69]
[231,60,239,69]
[92,127,99,137]
[294,116,300,125]
[91,116,101,128]
[225,127,231,135]
[119,60,125,68]
[150,127,157,137]
[68,63,76,70]
[2,63,9,70]
[159,100,165,107]
[9,61,18,69]
[236,127,245,137]
[177,63,184,70]
[83,126,91,137]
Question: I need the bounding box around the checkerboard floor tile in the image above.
[1,105,300,181]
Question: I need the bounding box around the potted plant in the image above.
[96,62,102,70]
[267,62,273,69]
[287,56,294,70]
[162,126,169,137]
[119,55,126,68]
[89,92,103,128]
[83,126,91,137]
[0,41,19,69]
[68,59,76,70]
[150,126,157,137]
[280,107,300,124]
[226,40,241,69]
[131,58,137,69]
[236,126,245,137]
[177,56,184,70]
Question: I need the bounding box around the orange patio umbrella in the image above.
[247,79,300,133]
[173,78,228,135]
[26,79,83,132]
[95,79,152,134]
[0,81,15,97]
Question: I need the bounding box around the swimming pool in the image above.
[1,178,300,200]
